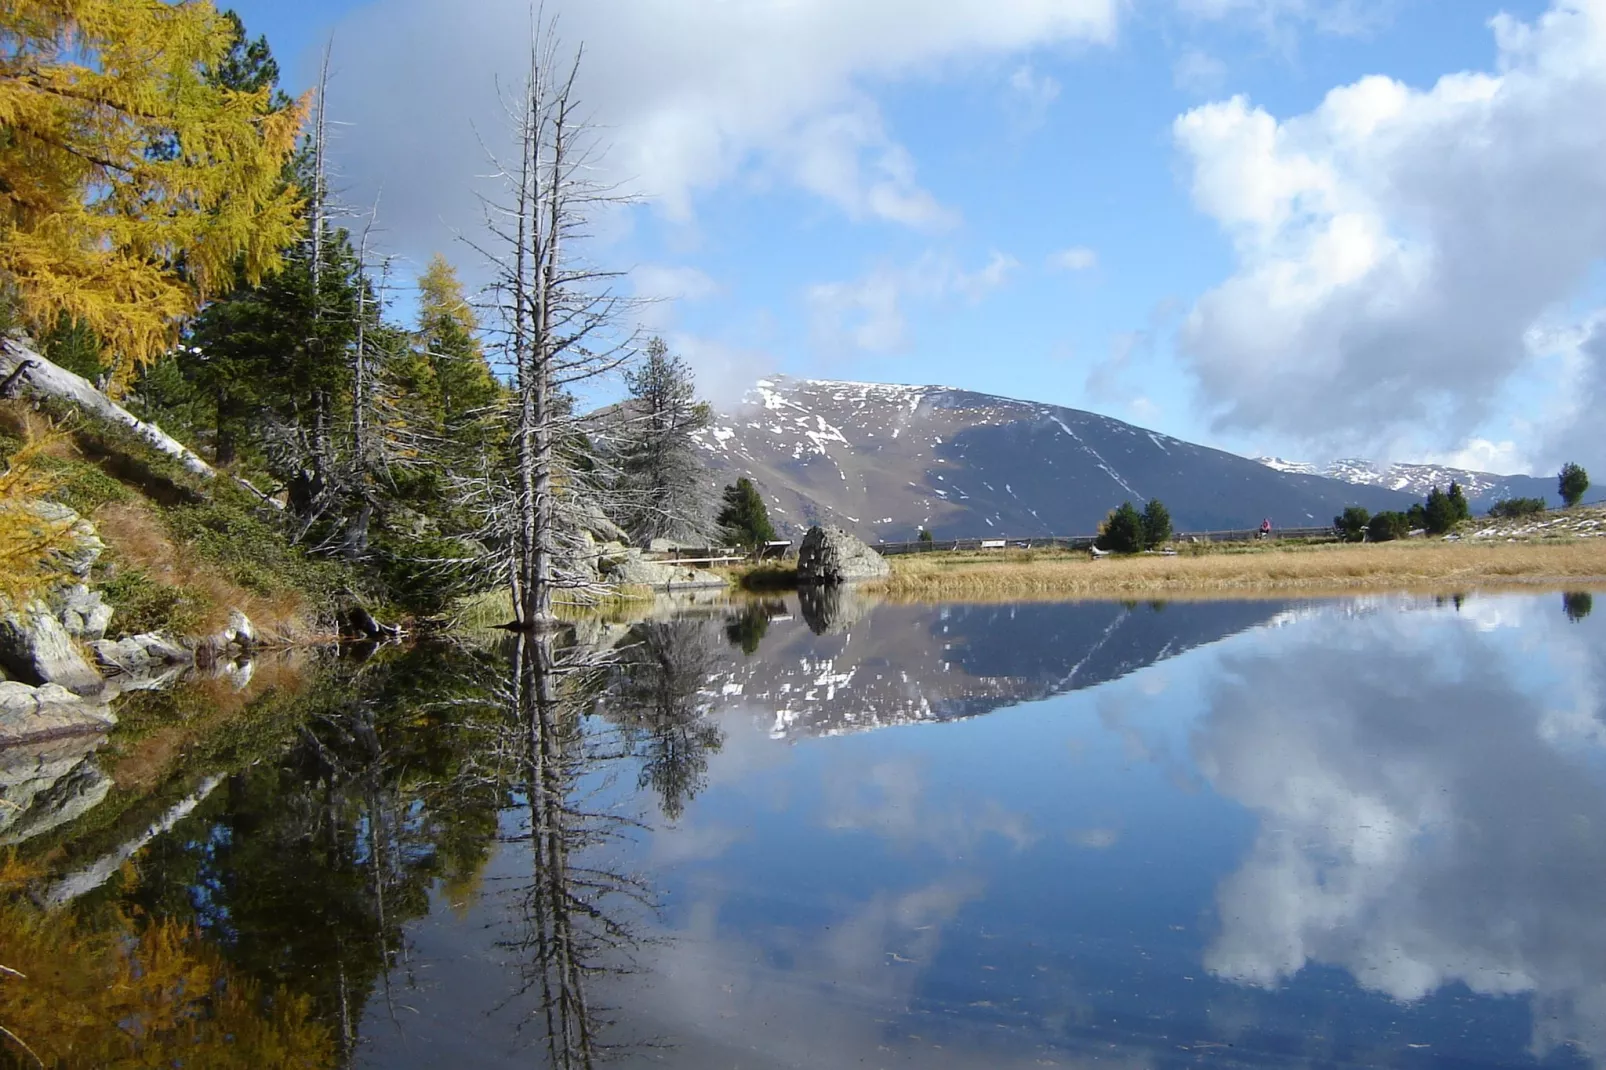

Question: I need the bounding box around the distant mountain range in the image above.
[1255,457,1556,511]
[695,377,1418,542]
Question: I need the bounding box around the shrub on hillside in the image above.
[1489,497,1546,518]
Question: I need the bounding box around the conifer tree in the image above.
[0,0,306,381]
[1097,502,1145,554]
[717,478,776,553]
[1560,463,1590,508]
[417,255,501,437]
[615,338,713,546]
[1141,498,1172,549]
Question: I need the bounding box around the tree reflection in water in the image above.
[601,621,725,822]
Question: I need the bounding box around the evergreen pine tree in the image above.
[616,338,714,546]
[1097,502,1146,554]
[1141,498,1172,549]
[717,478,776,553]
[1560,463,1590,508]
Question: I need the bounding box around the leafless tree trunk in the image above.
[474,24,637,629]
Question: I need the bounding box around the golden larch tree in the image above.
[0,0,307,382]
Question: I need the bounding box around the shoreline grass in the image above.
[866,538,1606,600]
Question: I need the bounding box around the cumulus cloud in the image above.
[1174,1,1606,464]
[1193,600,1606,1061]
[313,0,1116,266]
[807,250,1022,354]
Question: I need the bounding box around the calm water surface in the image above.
[6,589,1606,1068]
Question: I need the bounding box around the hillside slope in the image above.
[696,377,1415,541]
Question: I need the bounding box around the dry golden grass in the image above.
[871,538,1606,601]
[93,499,313,639]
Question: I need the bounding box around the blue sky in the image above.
[230,0,1605,476]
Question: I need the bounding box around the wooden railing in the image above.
[871,525,1338,557]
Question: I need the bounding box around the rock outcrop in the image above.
[797,526,890,586]
[0,735,111,845]
[598,544,728,591]
[0,681,115,743]
[0,600,105,696]
[53,584,114,641]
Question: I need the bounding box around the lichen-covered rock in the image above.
[52,584,114,641]
[28,501,104,577]
[0,736,112,845]
[89,633,191,676]
[797,525,890,585]
[0,600,105,696]
[0,681,116,744]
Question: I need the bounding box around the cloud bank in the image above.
[1175,0,1606,466]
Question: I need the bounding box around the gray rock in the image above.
[0,681,116,744]
[0,736,112,845]
[797,525,890,586]
[53,583,114,641]
[599,547,728,590]
[28,501,104,577]
[89,636,154,675]
[89,633,190,676]
[227,609,257,650]
[0,600,105,695]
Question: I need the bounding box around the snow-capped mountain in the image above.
[1255,457,1556,510]
[695,376,1415,541]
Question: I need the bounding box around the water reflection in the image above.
[1566,590,1594,622]
[5,592,1606,1067]
[1195,600,1606,1062]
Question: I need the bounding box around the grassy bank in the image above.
[868,538,1606,600]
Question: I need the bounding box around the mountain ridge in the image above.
[694,376,1418,541]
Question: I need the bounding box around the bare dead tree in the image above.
[470,23,640,628]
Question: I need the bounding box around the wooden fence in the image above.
[870,525,1339,557]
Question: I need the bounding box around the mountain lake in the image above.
[5,588,1606,1069]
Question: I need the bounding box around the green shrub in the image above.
[1367,511,1412,542]
[1335,506,1370,542]
[1489,497,1546,518]
[99,564,211,636]
[1097,502,1146,554]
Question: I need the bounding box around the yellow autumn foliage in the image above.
[0,429,70,607]
[0,0,307,382]
[0,858,336,1068]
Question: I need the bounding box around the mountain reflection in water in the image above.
[2,591,1605,1068]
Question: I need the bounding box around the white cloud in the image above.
[1173,48,1228,95]
[1176,0,1394,40]
[1005,63,1062,132]
[666,334,780,409]
[1048,245,1098,271]
[1174,1,1606,463]
[316,0,1117,264]
[808,250,1021,354]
